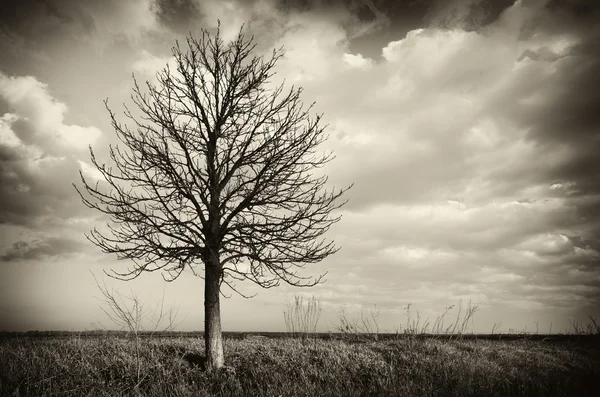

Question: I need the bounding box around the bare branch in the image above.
[75,25,351,294]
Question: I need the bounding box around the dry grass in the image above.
[1,334,598,397]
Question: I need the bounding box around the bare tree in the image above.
[74,24,352,370]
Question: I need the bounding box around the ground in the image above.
[0,333,598,396]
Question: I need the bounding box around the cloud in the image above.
[0,73,103,227]
[198,0,256,42]
[77,160,104,182]
[0,153,93,226]
[0,237,86,262]
[423,0,494,30]
[274,12,349,83]
[1,0,598,331]
[516,233,574,256]
[343,52,374,69]
[131,50,175,78]
[122,0,598,321]
[69,0,162,47]
[0,73,102,154]
[0,0,164,56]
[234,0,600,320]
[152,0,202,33]
[0,113,22,148]
[0,0,93,42]
[294,1,597,219]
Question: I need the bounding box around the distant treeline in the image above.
[0,330,202,338]
[0,330,595,343]
[0,330,286,339]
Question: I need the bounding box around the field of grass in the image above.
[1,333,599,397]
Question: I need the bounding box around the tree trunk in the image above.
[204,257,224,370]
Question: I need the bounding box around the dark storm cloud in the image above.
[420,0,515,30]
[0,1,136,79]
[310,0,515,56]
[503,0,600,256]
[153,0,201,33]
[276,0,388,17]
[505,0,600,163]
[0,0,83,77]
[536,55,600,189]
[525,0,600,140]
[0,0,163,57]
[276,0,513,26]
[0,151,91,227]
[546,0,600,17]
[0,0,92,36]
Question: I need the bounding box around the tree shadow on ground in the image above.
[167,346,206,370]
[182,351,206,370]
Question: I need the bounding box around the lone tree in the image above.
[75,25,352,370]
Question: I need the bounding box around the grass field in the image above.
[1,333,598,397]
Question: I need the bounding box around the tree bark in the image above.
[204,255,224,370]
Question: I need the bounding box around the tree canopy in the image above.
[75,24,352,369]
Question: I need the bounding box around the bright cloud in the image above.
[343,52,374,69]
[0,73,102,153]
[131,50,176,78]
[275,13,348,82]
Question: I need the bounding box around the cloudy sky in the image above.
[1,0,599,334]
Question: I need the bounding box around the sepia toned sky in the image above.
[1,0,599,334]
